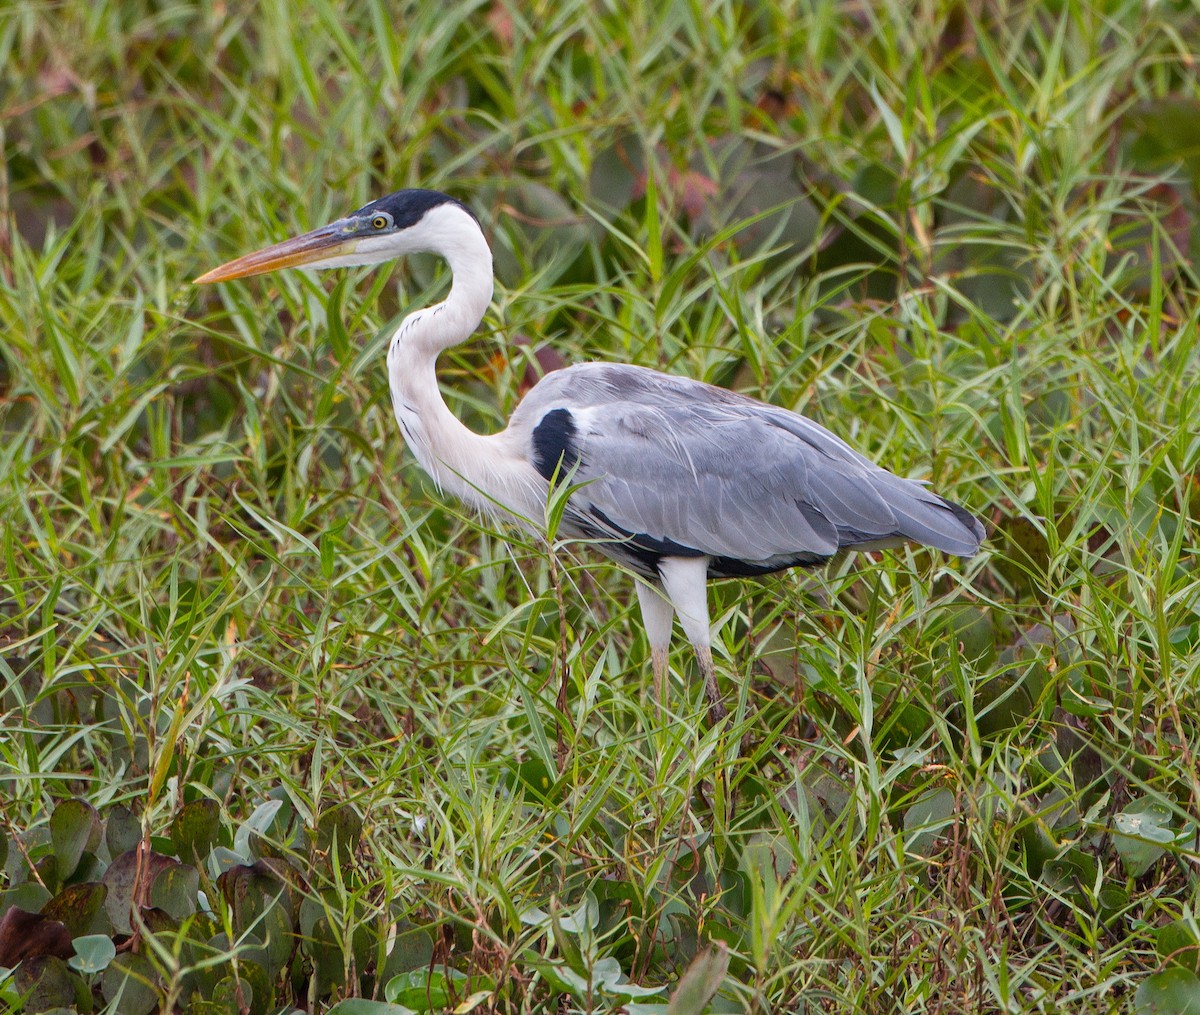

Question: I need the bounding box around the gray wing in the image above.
[511,363,983,572]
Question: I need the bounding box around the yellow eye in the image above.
[372,215,389,229]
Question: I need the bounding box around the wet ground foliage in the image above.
[2,0,1199,1011]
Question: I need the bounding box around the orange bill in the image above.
[194,222,357,284]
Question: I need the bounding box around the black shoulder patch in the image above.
[531,408,581,483]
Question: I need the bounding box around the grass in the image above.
[2,0,1199,1012]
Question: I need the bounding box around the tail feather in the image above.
[868,475,986,557]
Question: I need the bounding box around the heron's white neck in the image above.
[389,204,495,358]
[385,205,541,521]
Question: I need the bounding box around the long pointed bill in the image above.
[193,221,359,284]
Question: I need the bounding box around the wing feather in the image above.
[511,362,983,566]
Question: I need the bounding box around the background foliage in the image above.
[2,0,1199,1012]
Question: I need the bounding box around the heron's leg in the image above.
[658,557,726,723]
[635,580,674,704]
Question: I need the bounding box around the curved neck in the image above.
[396,205,494,357]
[384,208,541,521]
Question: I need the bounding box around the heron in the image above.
[196,188,984,722]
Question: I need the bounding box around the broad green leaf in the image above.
[1042,848,1100,907]
[1135,969,1200,1013]
[68,933,116,974]
[101,952,159,1015]
[316,804,363,866]
[903,788,956,858]
[1114,800,1175,877]
[385,966,469,1009]
[105,807,141,859]
[171,799,222,862]
[1159,919,1200,973]
[1,881,52,916]
[213,974,253,1013]
[151,861,200,921]
[522,956,590,997]
[102,849,175,935]
[379,920,436,981]
[13,954,78,1011]
[558,891,599,936]
[39,882,110,939]
[216,862,294,974]
[327,1001,417,1015]
[49,800,101,880]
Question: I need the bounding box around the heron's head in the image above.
[194,189,481,284]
